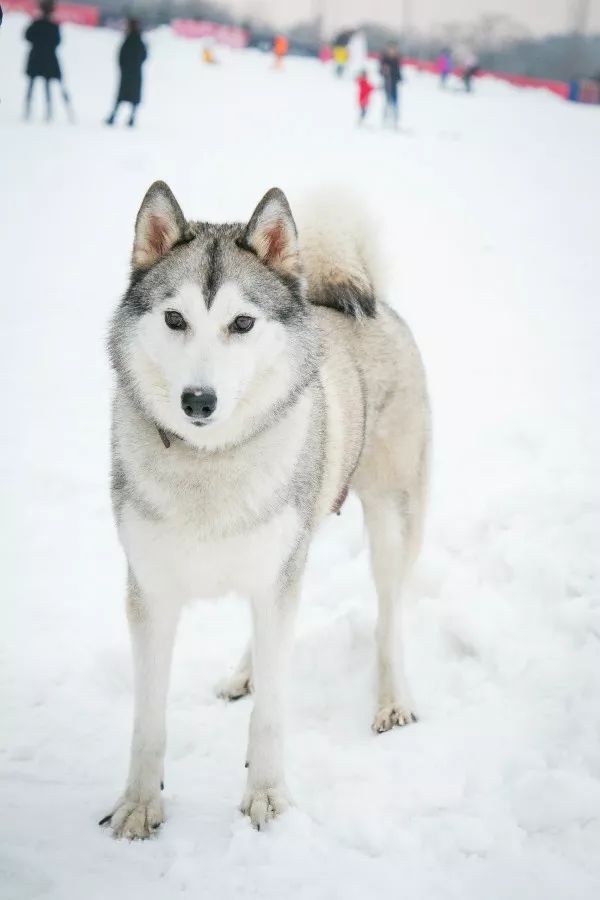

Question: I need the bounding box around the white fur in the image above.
[108,505,302,835]
[126,280,294,451]
[120,503,300,604]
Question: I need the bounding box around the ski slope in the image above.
[2,14,600,900]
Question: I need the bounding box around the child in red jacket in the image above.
[356,69,375,124]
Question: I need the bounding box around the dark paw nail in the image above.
[244,761,249,768]
[411,713,418,723]
[160,781,164,791]
[98,814,112,827]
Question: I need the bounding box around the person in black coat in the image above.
[105,19,147,128]
[24,0,72,121]
[380,41,403,128]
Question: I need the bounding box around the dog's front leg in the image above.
[100,576,180,839]
[241,582,299,829]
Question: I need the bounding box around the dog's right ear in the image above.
[132,181,187,272]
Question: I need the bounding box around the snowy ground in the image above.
[2,14,600,900]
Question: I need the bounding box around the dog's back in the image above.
[292,191,429,540]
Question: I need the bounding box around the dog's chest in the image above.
[119,498,300,602]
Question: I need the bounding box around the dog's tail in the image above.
[296,189,385,319]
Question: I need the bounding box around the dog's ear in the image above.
[243,188,301,279]
[132,181,187,271]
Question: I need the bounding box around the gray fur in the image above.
[307,279,377,318]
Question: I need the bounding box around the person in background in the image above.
[332,43,348,78]
[347,29,368,79]
[437,48,452,88]
[356,68,375,125]
[272,34,288,70]
[24,0,73,122]
[462,49,480,92]
[105,18,147,127]
[380,41,403,128]
[202,41,218,64]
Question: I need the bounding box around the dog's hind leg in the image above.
[361,491,420,733]
[216,643,253,701]
[99,576,180,839]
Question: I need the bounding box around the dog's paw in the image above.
[372,704,417,733]
[99,795,163,840]
[240,784,289,829]
[216,672,253,702]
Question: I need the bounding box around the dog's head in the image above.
[110,182,319,449]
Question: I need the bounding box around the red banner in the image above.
[2,1,99,26]
[172,19,248,49]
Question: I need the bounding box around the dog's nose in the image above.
[181,388,217,419]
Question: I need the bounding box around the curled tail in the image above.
[296,190,385,319]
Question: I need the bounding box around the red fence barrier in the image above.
[493,72,567,98]
[2,0,99,26]
[404,57,568,99]
[171,19,248,49]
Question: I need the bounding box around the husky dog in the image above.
[101,182,429,838]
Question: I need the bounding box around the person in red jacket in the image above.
[356,69,375,125]
[273,34,288,70]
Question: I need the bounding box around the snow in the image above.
[2,14,600,899]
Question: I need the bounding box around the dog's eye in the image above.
[229,315,255,334]
[165,310,187,331]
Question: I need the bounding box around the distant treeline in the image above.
[85,2,600,79]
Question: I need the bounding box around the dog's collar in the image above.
[157,426,176,449]
[332,484,349,515]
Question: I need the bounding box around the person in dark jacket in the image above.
[24,0,72,122]
[461,50,480,93]
[380,41,403,128]
[105,19,147,128]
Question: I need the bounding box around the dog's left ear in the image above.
[243,188,301,279]
[132,181,187,271]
